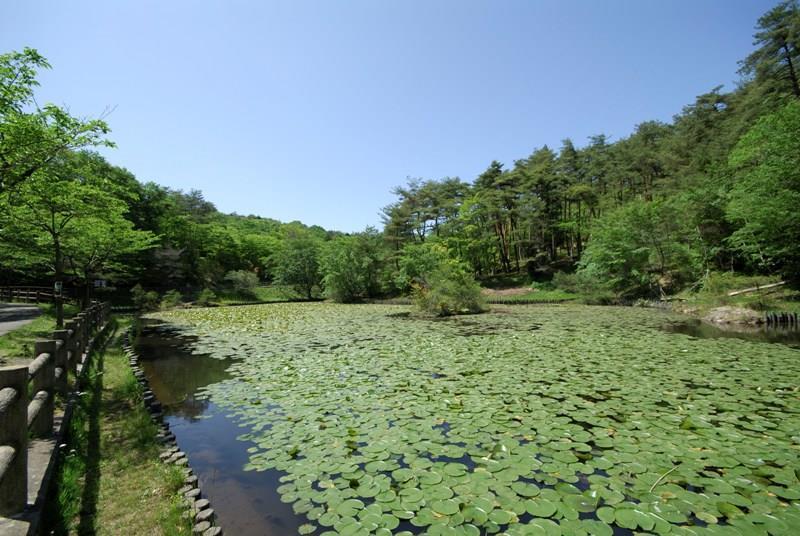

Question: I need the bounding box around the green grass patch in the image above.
[44,318,192,535]
[485,289,580,303]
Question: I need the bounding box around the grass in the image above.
[0,303,79,364]
[484,288,580,304]
[44,317,192,536]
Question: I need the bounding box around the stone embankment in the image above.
[121,332,224,536]
[703,306,764,327]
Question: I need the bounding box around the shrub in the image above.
[160,290,182,310]
[223,270,259,297]
[196,288,217,306]
[131,284,159,311]
[414,268,485,316]
[399,243,485,316]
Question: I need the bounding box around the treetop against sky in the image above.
[0,0,777,231]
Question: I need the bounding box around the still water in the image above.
[135,322,306,536]
[661,318,800,348]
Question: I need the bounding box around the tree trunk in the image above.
[54,239,64,328]
[576,200,583,257]
[83,278,92,310]
[783,44,800,98]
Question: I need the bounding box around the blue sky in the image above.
[1,0,777,232]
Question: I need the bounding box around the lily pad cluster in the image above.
[151,304,800,535]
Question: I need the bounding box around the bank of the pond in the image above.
[142,302,800,535]
[44,319,192,535]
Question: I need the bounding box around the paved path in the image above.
[0,302,41,336]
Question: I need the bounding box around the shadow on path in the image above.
[0,303,41,335]
[76,352,103,535]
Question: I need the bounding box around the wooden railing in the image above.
[0,286,78,305]
[0,301,110,515]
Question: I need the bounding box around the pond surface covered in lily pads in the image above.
[149,303,800,535]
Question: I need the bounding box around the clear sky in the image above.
[1,0,777,232]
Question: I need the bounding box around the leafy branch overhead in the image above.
[0,48,112,194]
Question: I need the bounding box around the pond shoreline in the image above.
[122,329,224,536]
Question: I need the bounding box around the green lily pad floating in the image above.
[563,494,597,513]
[335,498,364,517]
[511,482,540,497]
[431,499,460,516]
[488,509,514,525]
[399,488,423,503]
[147,303,800,535]
[596,506,615,524]
[526,498,558,518]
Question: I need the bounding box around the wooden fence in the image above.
[0,301,110,516]
[0,286,78,305]
[766,311,799,327]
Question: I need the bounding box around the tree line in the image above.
[382,0,800,299]
[1,1,798,318]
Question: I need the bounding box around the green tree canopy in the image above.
[739,0,800,99]
[0,151,153,323]
[320,228,386,303]
[578,200,702,299]
[0,48,112,193]
[726,100,800,280]
[273,232,322,299]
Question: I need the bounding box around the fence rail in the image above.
[0,300,110,516]
[0,286,77,305]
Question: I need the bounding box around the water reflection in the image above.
[135,322,306,536]
[662,318,800,348]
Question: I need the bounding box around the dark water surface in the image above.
[135,322,306,536]
[661,318,800,348]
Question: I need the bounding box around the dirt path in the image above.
[0,302,41,336]
[480,286,531,296]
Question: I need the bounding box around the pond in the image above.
[139,304,800,535]
[661,318,800,349]
[135,322,307,535]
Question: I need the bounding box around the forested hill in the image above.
[382,0,800,299]
[0,1,798,306]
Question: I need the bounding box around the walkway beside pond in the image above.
[0,303,41,336]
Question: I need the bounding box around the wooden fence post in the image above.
[78,313,88,349]
[29,341,55,437]
[64,320,79,378]
[73,317,84,363]
[52,329,71,393]
[0,365,29,515]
